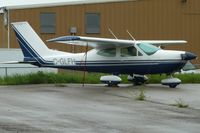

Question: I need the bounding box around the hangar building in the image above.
[0,0,200,62]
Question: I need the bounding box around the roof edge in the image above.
[2,0,134,10]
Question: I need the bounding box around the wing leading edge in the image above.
[47,36,187,49]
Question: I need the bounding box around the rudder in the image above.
[11,22,53,64]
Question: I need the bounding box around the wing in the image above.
[140,40,187,46]
[47,36,134,49]
[47,36,187,49]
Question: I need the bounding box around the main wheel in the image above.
[133,81,144,86]
[107,81,119,87]
[128,75,148,86]
[169,84,177,88]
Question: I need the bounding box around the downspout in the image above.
[3,8,10,49]
[7,9,10,49]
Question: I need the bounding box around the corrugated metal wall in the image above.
[0,0,200,62]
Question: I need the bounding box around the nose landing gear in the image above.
[161,75,181,88]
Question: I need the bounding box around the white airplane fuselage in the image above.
[11,22,196,76]
[41,48,187,75]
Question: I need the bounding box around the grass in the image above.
[0,71,103,85]
[148,74,200,84]
[171,99,189,108]
[0,71,200,85]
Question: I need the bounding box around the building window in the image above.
[40,13,56,33]
[85,13,100,34]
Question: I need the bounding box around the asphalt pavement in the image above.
[0,84,199,133]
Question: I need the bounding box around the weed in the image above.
[135,87,146,101]
[171,98,189,108]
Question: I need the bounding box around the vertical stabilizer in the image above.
[11,22,53,65]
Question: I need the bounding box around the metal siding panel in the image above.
[6,0,200,63]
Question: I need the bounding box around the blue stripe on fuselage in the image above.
[47,60,186,74]
[75,60,182,65]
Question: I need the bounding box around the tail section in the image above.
[11,22,54,65]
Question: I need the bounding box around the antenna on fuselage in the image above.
[108,28,118,39]
[126,30,136,45]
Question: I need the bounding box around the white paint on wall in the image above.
[0,49,57,77]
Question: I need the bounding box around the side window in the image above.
[121,46,137,57]
[40,12,56,33]
[138,51,143,56]
[97,48,116,57]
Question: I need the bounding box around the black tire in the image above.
[134,82,143,86]
[107,82,119,87]
[169,84,177,88]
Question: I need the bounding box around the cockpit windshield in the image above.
[137,43,160,55]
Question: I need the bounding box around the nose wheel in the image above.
[161,75,181,88]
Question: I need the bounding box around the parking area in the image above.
[0,84,200,133]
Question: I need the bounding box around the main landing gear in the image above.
[128,74,148,85]
[100,74,181,88]
[161,75,181,88]
[100,74,148,87]
[128,73,181,88]
[100,75,122,87]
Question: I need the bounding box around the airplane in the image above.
[10,21,197,88]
